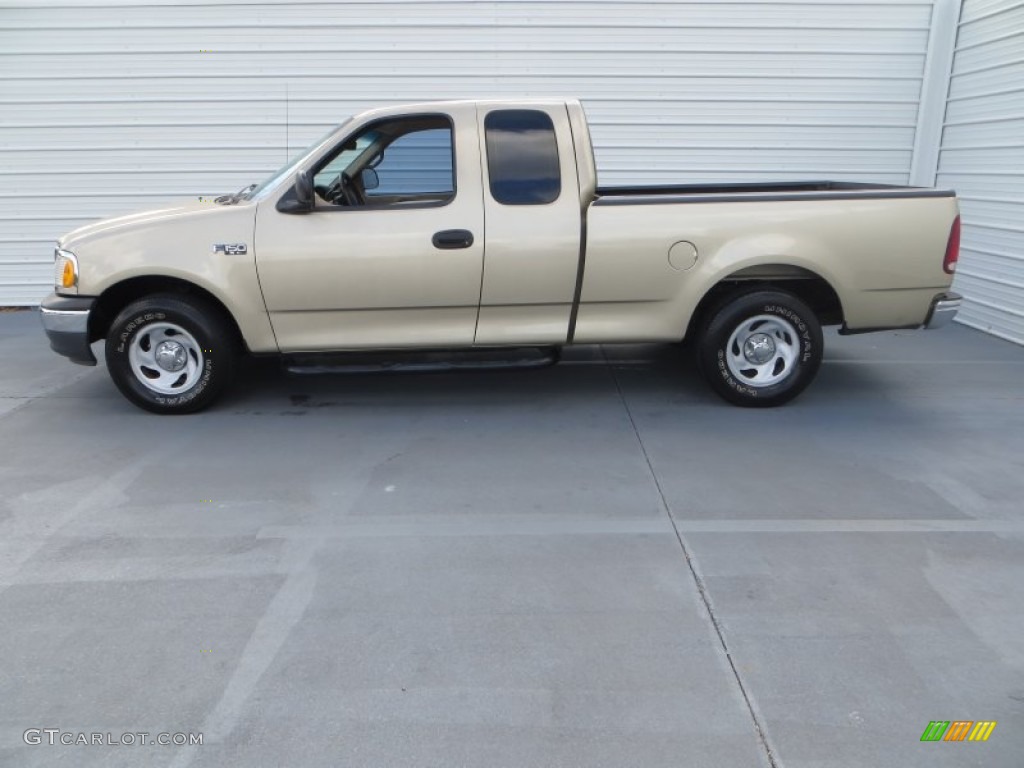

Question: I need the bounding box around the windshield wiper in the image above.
[236,183,257,201]
[214,184,257,205]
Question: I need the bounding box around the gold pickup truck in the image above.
[40,99,961,413]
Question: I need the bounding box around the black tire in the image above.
[104,294,237,414]
[696,289,823,407]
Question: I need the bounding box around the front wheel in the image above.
[105,294,237,414]
[697,289,823,407]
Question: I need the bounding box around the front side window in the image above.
[312,115,455,208]
[368,128,453,198]
[484,109,561,205]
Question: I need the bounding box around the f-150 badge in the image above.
[213,243,247,255]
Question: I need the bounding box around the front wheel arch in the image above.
[89,275,245,350]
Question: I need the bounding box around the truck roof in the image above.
[354,98,582,121]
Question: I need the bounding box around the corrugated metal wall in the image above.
[1,0,933,305]
[938,0,1024,344]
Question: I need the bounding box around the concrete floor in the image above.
[0,308,1022,768]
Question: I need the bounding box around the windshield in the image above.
[245,120,352,201]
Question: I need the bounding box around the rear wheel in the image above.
[104,294,237,414]
[697,289,823,407]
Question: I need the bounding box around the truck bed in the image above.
[594,181,955,205]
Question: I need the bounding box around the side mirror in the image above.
[276,170,314,214]
[360,168,380,191]
[294,169,313,206]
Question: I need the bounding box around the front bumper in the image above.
[924,291,962,330]
[39,293,97,365]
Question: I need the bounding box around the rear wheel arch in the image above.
[684,264,844,343]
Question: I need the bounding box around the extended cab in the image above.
[40,99,962,413]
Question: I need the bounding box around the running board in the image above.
[282,346,560,375]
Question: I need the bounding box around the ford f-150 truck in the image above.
[40,99,961,413]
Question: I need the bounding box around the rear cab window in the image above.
[484,110,561,205]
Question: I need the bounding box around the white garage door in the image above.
[937,0,1024,344]
[0,0,934,305]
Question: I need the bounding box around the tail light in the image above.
[943,215,960,274]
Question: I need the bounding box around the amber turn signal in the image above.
[61,258,76,287]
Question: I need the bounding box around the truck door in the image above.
[474,105,583,345]
[254,104,484,351]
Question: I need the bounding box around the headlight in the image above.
[54,248,79,293]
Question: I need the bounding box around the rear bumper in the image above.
[924,291,962,330]
[39,293,97,365]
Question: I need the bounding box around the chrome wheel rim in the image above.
[128,322,204,394]
[725,314,800,388]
